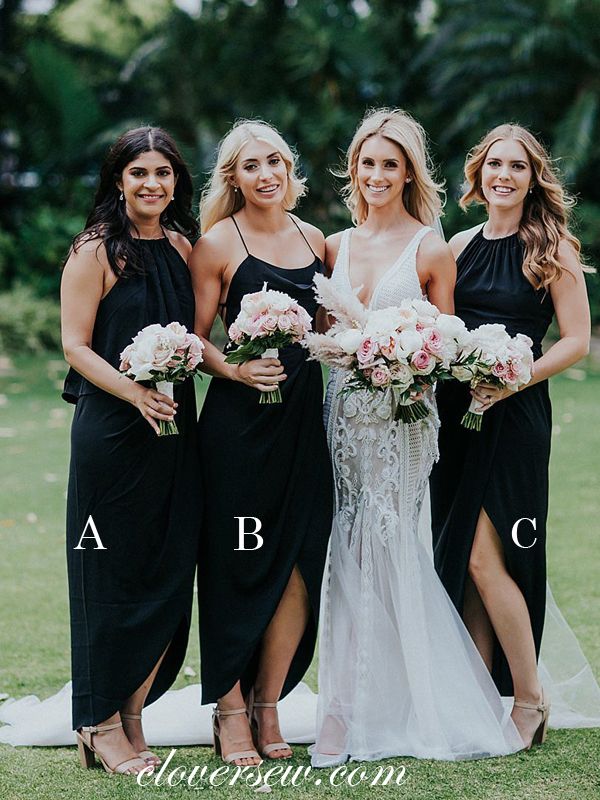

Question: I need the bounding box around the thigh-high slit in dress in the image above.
[197,218,333,704]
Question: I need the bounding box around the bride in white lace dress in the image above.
[311,109,524,765]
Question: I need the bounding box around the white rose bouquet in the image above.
[451,323,534,431]
[305,274,468,423]
[224,282,313,404]
[119,322,204,435]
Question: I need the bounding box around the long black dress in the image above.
[197,218,333,704]
[63,237,201,730]
[430,228,554,696]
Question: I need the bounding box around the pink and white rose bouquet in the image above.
[119,322,204,435]
[451,323,534,431]
[305,274,469,423]
[224,282,312,404]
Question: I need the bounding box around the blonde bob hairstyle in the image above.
[461,124,589,290]
[200,119,307,233]
[339,108,445,227]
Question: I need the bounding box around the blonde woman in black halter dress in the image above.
[189,120,333,766]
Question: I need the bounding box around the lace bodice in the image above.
[324,225,438,518]
[330,226,429,310]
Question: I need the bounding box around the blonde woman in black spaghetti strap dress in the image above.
[189,120,333,766]
[61,128,200,775]
[430,125,592,750]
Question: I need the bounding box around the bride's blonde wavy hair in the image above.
[461,124,590,289]
[199,119,307,233]
[338,108,445,227]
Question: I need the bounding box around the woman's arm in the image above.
[60,241,176,434]
[315,232,344,333]
[188,231,285,393]
[418,232,457,314]
[472,241,591,407]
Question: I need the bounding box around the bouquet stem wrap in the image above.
[155,380,179,436]
[260,348,282,404]
[461,396,484,432]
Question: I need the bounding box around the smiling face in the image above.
[117,150,177,221]
[356,134,410,212]
[232,138,289,208]
[480,138,533,211]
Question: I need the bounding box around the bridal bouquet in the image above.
[224,282,312,404]
[305,273,469,422]
[451,323,534,431]
[119,322,204,435]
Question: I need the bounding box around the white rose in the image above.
[390,362,413,389]
[166,321,188,347]
[335,328,364,355]
[405,298,439,322]
[451,364,475,382]
[436,314,469,344]
[396,328,423,356]
[363,307,403,336]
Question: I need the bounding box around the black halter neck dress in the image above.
[197,218,333,703]
[430,228,554,696]
[63,237,201,729]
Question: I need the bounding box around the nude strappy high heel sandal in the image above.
[76,721,147,775]
[251,701,292,759]
[514,688,550,750]
[120,712,161,766]
[212,706,262,765]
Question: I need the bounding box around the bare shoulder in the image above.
[290,214,325,256]
[419,228,454,260]
[64,235,108,273]
[189,219,232,272]
[557,238,583,272]
[165,229,192,261]
[448,224,483,259]
[324,230,346,274]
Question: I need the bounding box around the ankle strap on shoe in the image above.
[214,706,248,717]
[121,713,142,720]
[253,702,278,708]
[80,721,123,734]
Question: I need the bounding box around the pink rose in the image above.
[357,337,377,365]
[371,365,391,387]
[185,336,205,369]
[424,328,443,354]
[228,322,243,343]
[277,314,293,332]
[261,314,278,332]
[492,361,508,378]
[411,349,435,375]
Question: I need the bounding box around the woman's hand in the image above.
[131,384,178,435]
[233,358,287,393]
[470,382,516,412]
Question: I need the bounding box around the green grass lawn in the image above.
[0,354,599,799]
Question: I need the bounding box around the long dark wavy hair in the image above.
[71,127,199,277]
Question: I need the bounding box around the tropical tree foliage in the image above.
[1,0,598,321]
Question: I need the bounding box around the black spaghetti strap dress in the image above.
[430,229,554,696]
[197,217,333,704]
[63,237,201,730]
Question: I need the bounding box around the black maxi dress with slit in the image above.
[197,219,333,704]
[63,237,201,730]
[430,229,554,696]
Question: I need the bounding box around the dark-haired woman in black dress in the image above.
[61,127,200,775]
[430,124,591,750]
[189,120,332,766]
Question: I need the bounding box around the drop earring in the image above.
[119,191,124,200]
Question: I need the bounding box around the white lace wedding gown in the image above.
[311,227,523,763]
